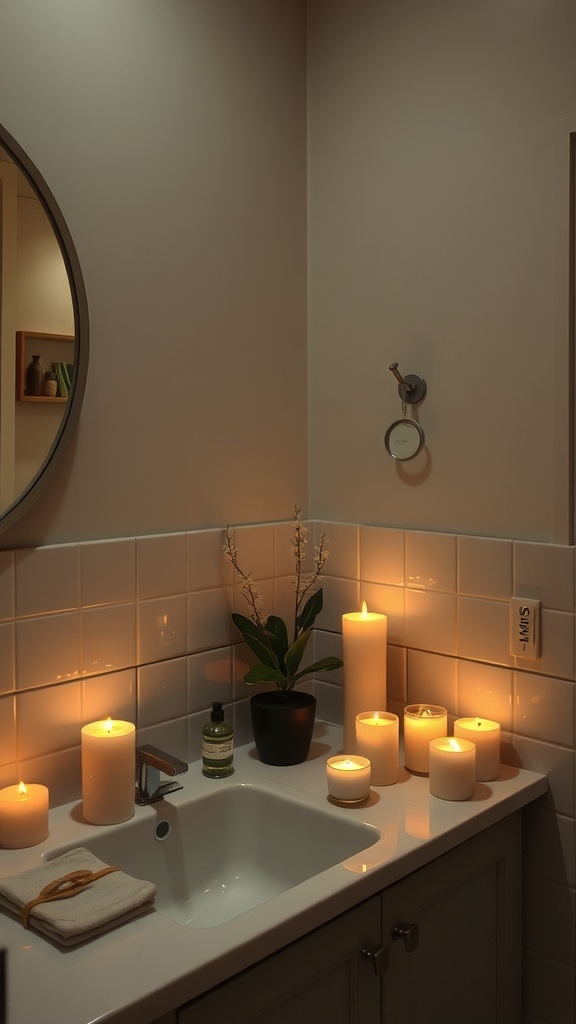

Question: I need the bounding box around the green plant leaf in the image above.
[231,612,278,670]
[297,588,323,633]
[264,615,289,669]
[284,628,312,678]
[244,664,287,685]
[293,656,343,683]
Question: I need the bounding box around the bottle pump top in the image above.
[211,702,224,722]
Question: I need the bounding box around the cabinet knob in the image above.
[392,922,419,953]
[361,943,389,975]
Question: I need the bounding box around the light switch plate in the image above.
[509,597,541,659]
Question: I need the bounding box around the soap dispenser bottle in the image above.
[202,702,234,778]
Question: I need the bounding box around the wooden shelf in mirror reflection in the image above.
[16,330,74,403]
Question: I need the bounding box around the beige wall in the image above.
[308,0,576,543]
[1,1,575,547]
[0,0,308,548]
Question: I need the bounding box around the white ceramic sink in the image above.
[48,782,380,928]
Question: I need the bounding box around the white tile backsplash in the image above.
[0,519,574,1023]
[405,531,457,592]
[82,668,136,724]
[405,589,457,656]
[15,544,79,617]
[137,533,187,599]
[513,672,574,748]
[137,594,187,664]
[457,535,513,600]
[187,649,233,711]
[137,657,188,727]
[15,611,80,688]
[457,596,513,666]
[0,622,14,693]
[17,680,82,761]
[82,603,137,675]
[360,526,405,586]
[514,541,575,612]
[231,523,274,582]
[0,551,13,620]
[80,538,136,607]
[457,660,513,730]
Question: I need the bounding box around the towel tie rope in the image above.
[21,866,120,927]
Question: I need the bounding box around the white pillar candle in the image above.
[326,756,371,803]
[429,737,476,801]
[81,719,136,825]
[403,704,448,774]
[0,782,49,848]
[342,604,387,751]
[355,712,399,786]
[454,717,501,781]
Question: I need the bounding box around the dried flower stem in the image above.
[223,526,268,634]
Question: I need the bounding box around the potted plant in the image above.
[224,508,343,764]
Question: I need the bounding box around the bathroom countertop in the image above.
[0,722,547,1024]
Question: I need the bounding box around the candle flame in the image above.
[18,781,27,796]
[448,738,462,751]
[104,717,113,734]
[361,601,368,618]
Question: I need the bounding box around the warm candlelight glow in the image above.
[81,719,136,825]
[326,755,371,802]
[429,736,476,801]
[331,758,366,772]
[355,711,399,786]
[0,781,49,848]
[403,704,448,774]
[342,606,388,750]
[454,717,501,781]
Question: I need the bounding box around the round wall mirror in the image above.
[0,124,88,532]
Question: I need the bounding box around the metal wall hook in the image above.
[389,362,427,405]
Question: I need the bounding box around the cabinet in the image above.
[381,813,520,1023]
[173,813,520,1024]
[178,897,381,1024]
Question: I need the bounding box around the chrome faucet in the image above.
[135,744,189,805]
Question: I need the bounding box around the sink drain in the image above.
[155,820,172,841]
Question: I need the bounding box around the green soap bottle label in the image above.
[202,738,233,761]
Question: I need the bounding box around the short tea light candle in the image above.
[403,704,448,775]
[454,717,501,781]
[342,604,388,751]
[81,718,136,825]
[326,756,371,803]
[429,737,476,801]
[355,712,399,786]
[0,782,49,848]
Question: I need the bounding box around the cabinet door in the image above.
[178,897,381,1024]
[381,813,521,1024]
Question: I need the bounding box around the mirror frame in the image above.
[0,123,89,532]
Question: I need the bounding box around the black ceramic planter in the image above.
[250,691,317,766]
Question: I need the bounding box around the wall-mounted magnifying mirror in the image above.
[385,418,425,461]
[0,124,88,532]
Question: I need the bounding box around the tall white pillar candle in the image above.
[403,704,448,774]
[355,712,399,786]
[0,782,49,848]
[342,604,387,751]
[429,738,476,801]
[326,756,371,803]
[454,718,501,781]
[81,719,136,825]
